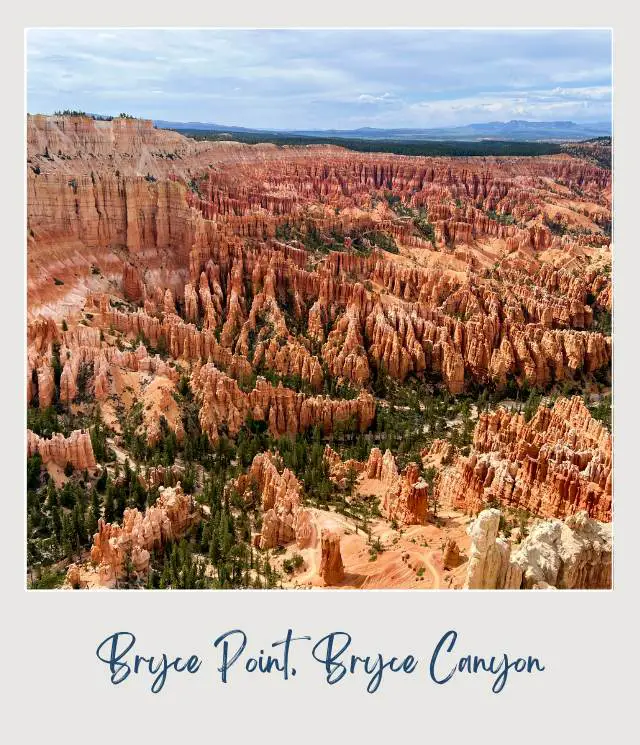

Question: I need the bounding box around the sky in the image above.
[26,29,612,130]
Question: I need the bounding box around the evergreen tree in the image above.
[103,483,115,523]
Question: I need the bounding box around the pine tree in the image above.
[73,503,87,547]
[61,513,75,558]
[103,483,115,523]
[95,468,107,492]
[46,480,58,510]
[50,502,62,543]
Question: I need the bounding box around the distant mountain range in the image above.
[154,119,612,143]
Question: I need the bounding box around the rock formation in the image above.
[236,452,315,550]
[192,363,376,442]
[319,529,345,585]
[67,485,198,588]
[27,429,96,470]
[28,115,611,401]
[442,538,463,569]
[138,464,184,489]
[382,462,430,525]
[322,305,370,386]
[463,507,611,589]
[26,115,612,591]
[511,510,612,589]
[437,396,611,522]
[464,509,522,589]
[323,445,365,487]
[365,447,400,484]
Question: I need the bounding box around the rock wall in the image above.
[437,396,611,522]
[27,429,96,471]
[191,363,376,442]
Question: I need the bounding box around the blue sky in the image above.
[26,29,612,129]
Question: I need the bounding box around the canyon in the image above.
[24,115,612,590]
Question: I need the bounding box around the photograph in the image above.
[25,28,612,591]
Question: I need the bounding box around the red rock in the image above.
[123,264,145,303]
[28,428,96,470]
[365,447,384,478]
[382,462,429,525]
[323,445,365,486]
[236,451,315,549]
[25,116,613,591]
[442,538,463,569]
[437,396,611,522]
[191,363,375,442]
[319,529,345,585]
[77,485,199,588]
[322,305,370,386]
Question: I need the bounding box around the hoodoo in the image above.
[25,114,612,591]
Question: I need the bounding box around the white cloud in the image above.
[25,29,612,129]
[357,92,398,104]
[549,86,611,100]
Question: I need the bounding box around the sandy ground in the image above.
[45,461,71,488]
[98,367,182,442]
[140,375,182,438]
[275,506,471,590]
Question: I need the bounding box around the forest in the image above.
[171,128,565,157]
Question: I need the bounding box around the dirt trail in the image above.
[424,550,442,589]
